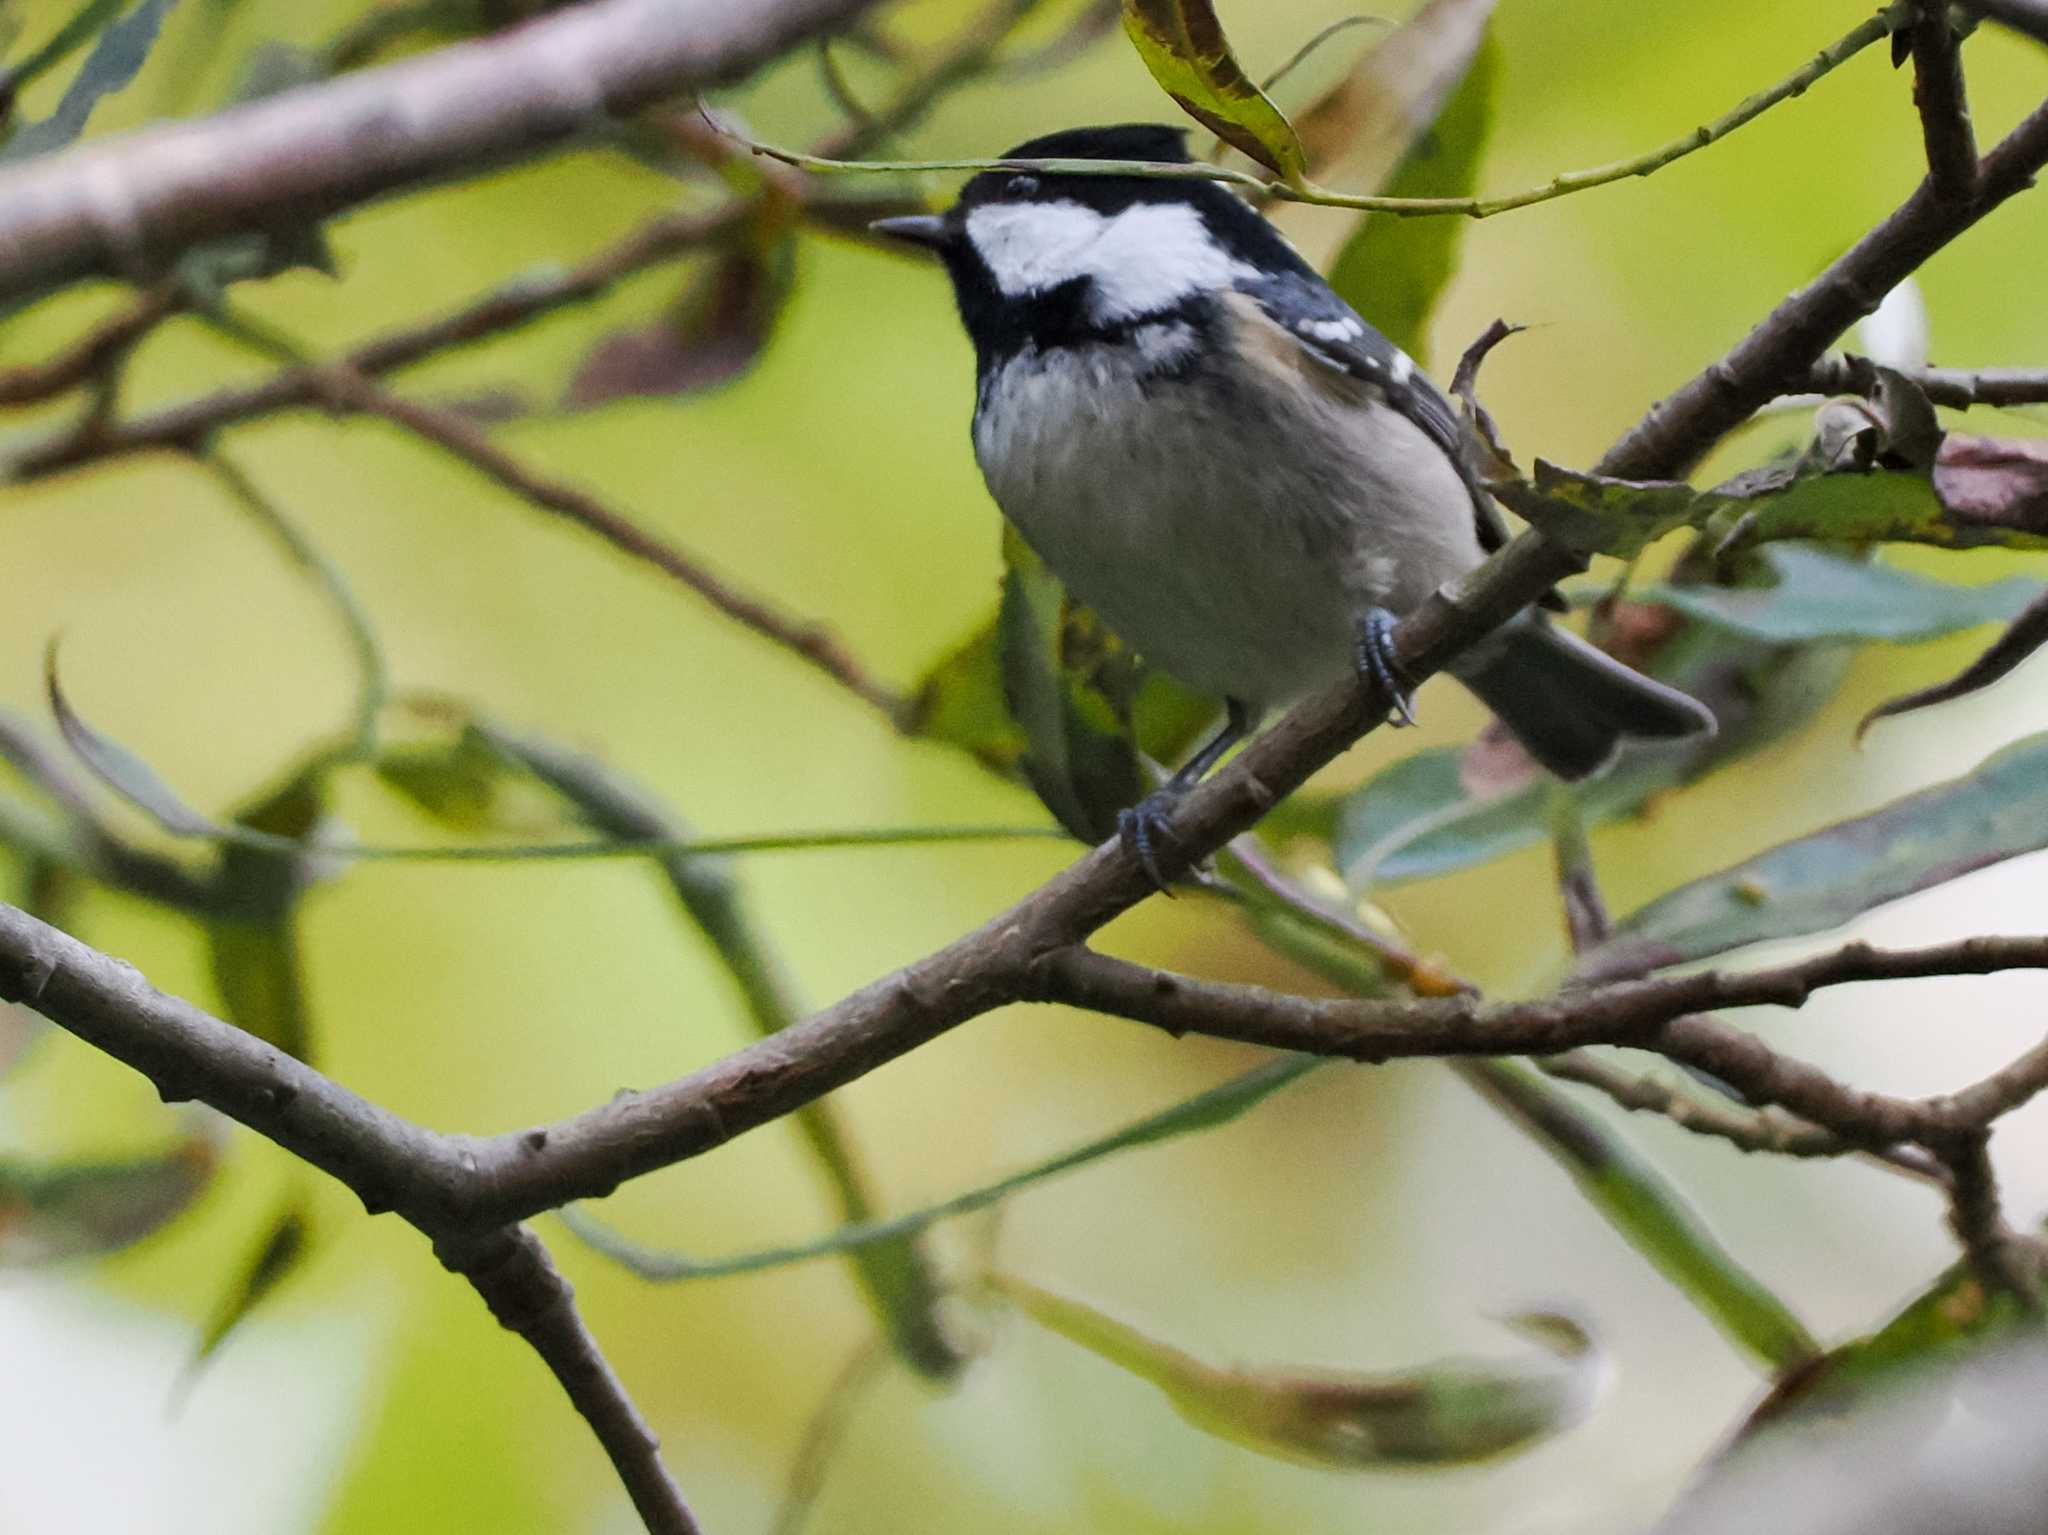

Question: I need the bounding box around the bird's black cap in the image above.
[997,123,1192,164]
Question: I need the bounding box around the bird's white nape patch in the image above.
[1301,316,1364,343]
[962,198,1255,322]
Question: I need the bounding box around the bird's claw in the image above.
[1356,608,1417,727]
[1118,790,1184,894]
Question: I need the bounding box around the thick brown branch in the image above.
[440,1226,704,1535]
[0,0,885,307]
[1908,1,1980,197]
[1599,91,2048,478]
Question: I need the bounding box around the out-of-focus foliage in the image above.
[3,0,2048,1532]
[992,1272,1606,1467]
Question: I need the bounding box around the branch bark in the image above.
[0,0,884,306]
[441,1226,704,1535]
[1907,0,1979,198]
[1964,0,2048,45]
[1598,92,2048,479]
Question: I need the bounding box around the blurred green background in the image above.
[3,1,2048,1531]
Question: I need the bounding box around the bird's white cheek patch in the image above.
[964,200,1108,296]
[963,198,1256,322]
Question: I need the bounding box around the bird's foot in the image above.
[1118,787,1186,894]
[1355,608,1417,727]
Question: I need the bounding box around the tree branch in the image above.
[1598,90,2048,479]
[1908,0,1979,198]
[0,0,886,307]
[439,1225,704,1535]
[4,204,745,481]
[0,283,183,406]
[1798,354,2048,409]
[1964,0,2048,46]
[317,369,903,717]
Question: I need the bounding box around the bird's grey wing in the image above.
[1234,272,1516,557]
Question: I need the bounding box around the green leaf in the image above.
[1329,543,1982,889]
[1458,1060,1817,1373]
[907,600,1217,786]
[187,1198,311,1371]
[478,719,962,1378]
[994,1273,1604,1467]
[0,1136,217,1264]
[1498,433,2048,565]
[1325,22,1498,367]
[1636,546,2046,645]
[374,730,517,831]
[560,1055,1321,1280]
[0,0,126,99]
[1122,0,1308,180]
[997,530,1148,843]
[1741,1254,2041,1433]
[205,765,327,1059]
[1581,730,2048,981]
[44,639,219,838]
[1,0,183,161]
[902,612,1027,772]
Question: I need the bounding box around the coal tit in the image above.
[874,124,1714,879]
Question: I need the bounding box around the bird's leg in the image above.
[1355,607,1417,727]
[1118,698,1253,891]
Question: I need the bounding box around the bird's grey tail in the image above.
[1457,618,1716,781]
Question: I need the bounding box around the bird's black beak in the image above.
[869,213,952,251]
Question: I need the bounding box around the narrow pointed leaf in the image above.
[45,641,219,837]
[561,1056,1320,1280]
[1122,0,1308,179]
[0,1136,217,1264]
[1637,546,2045,645]
[1326,28,1498,366]
[1,0,183,161]
[1860,585,2048,733]
[1458,1060,1817,1372]
[903,612,1027,772]
[480,720,961,1378]
[0,0,126,99]
[997,530,1148,842]
[1742,1253,2041,1433]
[995,1274,1605,1466]
[204,762,333,1061]
[188,1199,311,1369]
[1580,730,2048,980]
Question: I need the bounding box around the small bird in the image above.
[873,124,1713,881]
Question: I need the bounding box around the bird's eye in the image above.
[1006,174,1040,198]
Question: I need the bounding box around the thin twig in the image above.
[0,283,183,407]
[1536,1049,1952,1186]
[439,1226,704,1535]
[726,5,1905,218]
[5,205,744,483]
[1599,89,2048,478]
[1907,0,1980,197]
[1928,1129,2041,1305]
[1798,353,2048,409]
[313,368,903,718]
